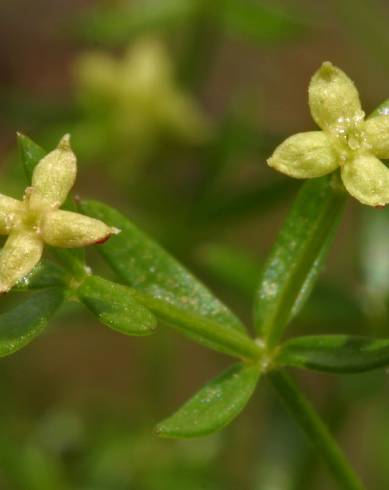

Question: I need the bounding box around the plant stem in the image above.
[134,291,262,362]
[269,371,365,490]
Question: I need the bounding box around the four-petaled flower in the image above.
[0,135,119,293]
[267,61,389,207]
[76,37,208,146]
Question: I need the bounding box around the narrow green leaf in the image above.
[80,201,262,360]
[155,362,260,438]
[254,174,346,346]
[0,289,64,357]
[17,132,46,183]
[80,200,245,332]
[77,275,156,336]
[360,206,389,311]
[368,98,389,118]
[14,260,68,291]
[217,0,305,43]
[277,335,389,373]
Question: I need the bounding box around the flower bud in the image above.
[32,135,77,208]
[41,210,118,248]
[309,62,363,131]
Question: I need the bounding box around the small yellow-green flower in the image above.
[75,37,208,145]
[0,135,119,293]
[267,61,389,207]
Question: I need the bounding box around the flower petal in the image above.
[0,230,43,293]
[31,135,77,208]
[75,52,119,97]
[41,210,118,248]
[364,115,389,159]
[0,194,22,234]
[123,38,172,92]
[341,154,389,206]
[267,131,338,178]
[309,62,363,131]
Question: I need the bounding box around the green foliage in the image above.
[79,200,245,331]
[14,260,68,290]
[17,133,46,183]
[277,335,389,373]
[80,200,261,360]
[133,294,260,360]
[0,288,64,357]
[4,59,389,488]
[360,206,389,316]
[369,98,389,118]
[156,363,260,438]
[77,274,156,336]
[254,174,346,346]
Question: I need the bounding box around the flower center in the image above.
[19,189,48,233]
[21,206,41,231]
[328,112,370,164]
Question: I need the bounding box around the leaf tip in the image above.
[16,131,29,150]
[153,423,170,438]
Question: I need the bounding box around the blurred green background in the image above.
[0,0,389,488]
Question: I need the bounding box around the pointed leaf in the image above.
[254,175,346,346]
[0,288,64,357]
[80,200,245,332]
[360,206,389,309]
[14,260,68,290]
[155,363,260,438]
[80,201,261,360]
[368,98,389,118]
[277,335,389,373]
[17,133,46,183]
[77,275,156,336]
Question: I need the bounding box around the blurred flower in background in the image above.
[73,37,209,174]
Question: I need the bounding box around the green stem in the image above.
[269,371,365,490]
[133,291,262,362]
